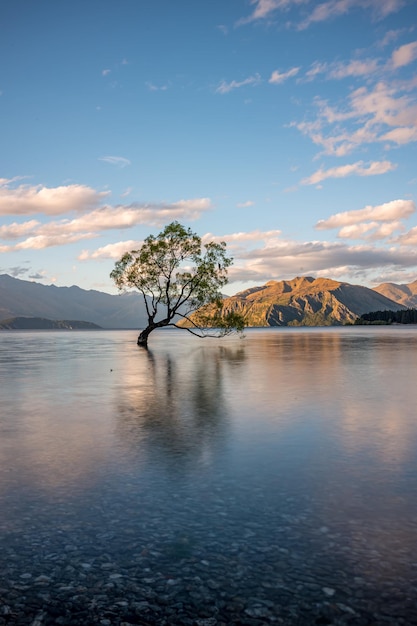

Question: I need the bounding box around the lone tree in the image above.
[110,221,245,347]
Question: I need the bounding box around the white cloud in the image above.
[0,197,212,251]
[98,156,131,168]
[391,40,417,68]
[216,74,261,94]
[78,240,141,261]
[269,67,300,84]
[0,182,109,216]
[316,199,416,229]
[102,69,111,76]
[301,160,396,185]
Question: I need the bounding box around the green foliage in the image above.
[110,221,245,345]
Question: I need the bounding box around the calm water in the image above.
[1,327,417,625]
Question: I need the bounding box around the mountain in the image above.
[1,274,411,330]
[183,276,406,328]
[373,279,417,308]
[0,274,148,329]
[0,317,102,330]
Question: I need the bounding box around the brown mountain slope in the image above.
[373,279,417,308]
[182,276,406,328]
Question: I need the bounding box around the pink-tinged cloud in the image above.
[316,199,416,229]
[391,41,417,68]
[216,74,261,94]
[0,220,40,240]
[269,67,300,84]
[299,0,406,30]
[78,240,142,261]
[302,160,396,185]
[338,220,404,240]
[15,232,97,250]
[397,226,417,246]
[0,183,109,216]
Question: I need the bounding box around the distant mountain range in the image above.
[0,273,415,329]
[373,280,417,308]
[0,317,102,330]
[0,274,148,329]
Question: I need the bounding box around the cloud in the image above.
[50,198,212,233]
[1,197,212,251]
[304,58,379,82]
[328,58,380,79]
[380,125,417,144]
[391,40,417,68]
[238,0,406,28]
[269,67,300,84]
[295,79,417,156]
[236,200,255,208]
[316,199,416,229]
[78,240,141,261]
[0,265,30,277]
[298,0,406,30]
[227,235,417,285]
[237,0,308,25]
[98,156,131,168]
[82,232,281,266]
[102,69,111,76]
[0,220,40,239]
[398,226,417,246]
[337,220,404,240]
[15,232,97,250]
[0,182,109,216]
[301,160,396,185]
[216,74,261,94]
[203,229,282,246]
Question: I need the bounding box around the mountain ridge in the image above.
[373,279,417,308]
[0,273,414,329]
[0,274,148,329]
[182,276,410,328]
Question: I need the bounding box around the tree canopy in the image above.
[110,221,245,346]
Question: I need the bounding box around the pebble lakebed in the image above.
[1,480,416,626]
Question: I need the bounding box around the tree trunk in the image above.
[137,325,153,348]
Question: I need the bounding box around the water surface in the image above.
[0,327,416,624]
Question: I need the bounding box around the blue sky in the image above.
[1,0,416,294]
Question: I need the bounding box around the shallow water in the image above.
[0,327,417,625]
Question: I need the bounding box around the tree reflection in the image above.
[115,344,246,470]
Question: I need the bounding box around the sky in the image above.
[1,0,417,295]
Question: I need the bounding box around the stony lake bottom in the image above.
[0,327,417,626]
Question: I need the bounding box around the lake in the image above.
[0,327,417,625]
